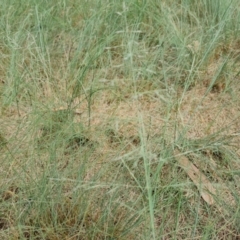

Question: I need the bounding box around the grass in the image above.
[0,0,240,239]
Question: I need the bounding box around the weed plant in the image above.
[0,0,240,239]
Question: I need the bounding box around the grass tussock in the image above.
[1,0,240,239]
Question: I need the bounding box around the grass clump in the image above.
[0,0,240,239]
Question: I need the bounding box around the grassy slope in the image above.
[0,0,240,239]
